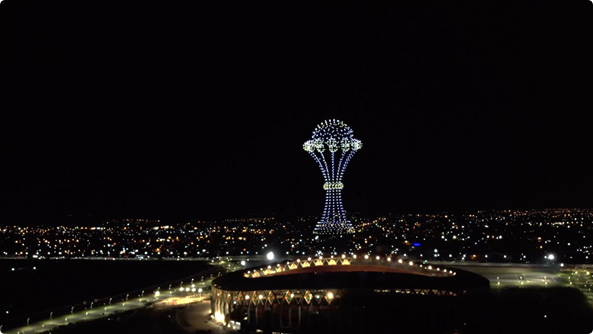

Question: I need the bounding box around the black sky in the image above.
[1,0,592,224]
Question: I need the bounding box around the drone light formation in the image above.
[303,119,362,234]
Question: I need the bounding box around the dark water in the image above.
[0,259,212,330]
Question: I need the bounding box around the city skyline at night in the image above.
[2,1,593,332]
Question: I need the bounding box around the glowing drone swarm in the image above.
[303,119,362,234]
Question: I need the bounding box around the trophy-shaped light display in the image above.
[303,119,362,234]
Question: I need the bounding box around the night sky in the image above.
[1,0,592,224]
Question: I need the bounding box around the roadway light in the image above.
[266,252,274,261]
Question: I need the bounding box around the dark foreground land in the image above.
[43,287,593,334]
[0,259,211,328]
[478,287,593,334]
[42,299,220,334]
